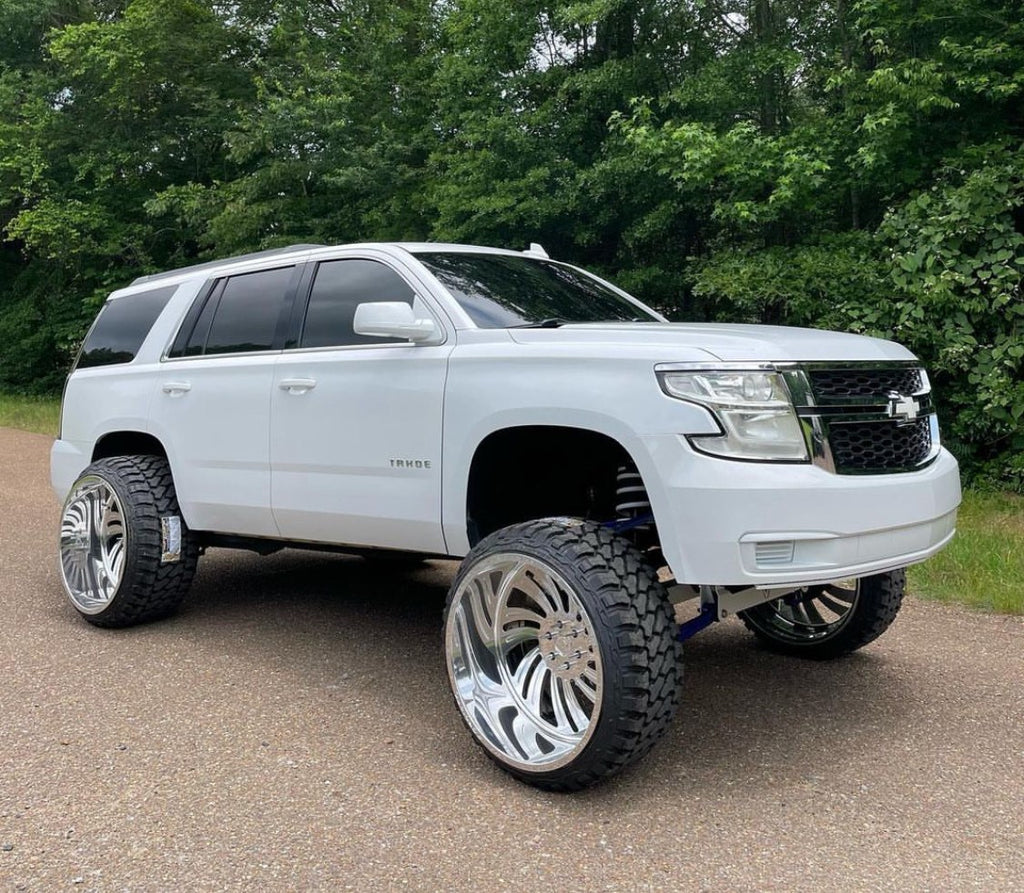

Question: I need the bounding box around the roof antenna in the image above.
[525,243,549,258]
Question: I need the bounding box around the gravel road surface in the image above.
[1,427,1022,891]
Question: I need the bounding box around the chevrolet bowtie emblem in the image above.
[887,392,921,424]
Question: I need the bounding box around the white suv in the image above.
[51,242,961,790]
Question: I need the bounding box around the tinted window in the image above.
[415,253,658,328]
[76,285,177,369]
[300,259,414,348]
[183,282,221,357]
[204,266,294,355]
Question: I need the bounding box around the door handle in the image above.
[162,381,192,395]
[279,378,317,394]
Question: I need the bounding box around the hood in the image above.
[507,322,915,363]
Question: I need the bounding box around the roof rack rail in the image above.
[129,244,325,286]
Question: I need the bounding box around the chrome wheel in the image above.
[445,553,603,773]
[747,579,859,644]
[59,475,127,614]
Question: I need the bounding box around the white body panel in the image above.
[270,342,450,551]
[50,362,157,498]
[51,240,962,591]
[437,328,960,585]
[148,354,279,537]
[639,436,960,585]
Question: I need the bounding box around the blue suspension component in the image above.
[602,512,656,535]
[676,605,717,642]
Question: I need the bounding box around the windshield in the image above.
[414,252,660,328]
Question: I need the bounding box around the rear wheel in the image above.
[739,570,905,660]
[58,455,198,627]
[444,518,681,791]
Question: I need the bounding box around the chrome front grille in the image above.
[785,363,941,475]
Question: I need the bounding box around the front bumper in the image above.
[639,435,961,587]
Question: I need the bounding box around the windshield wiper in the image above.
[513,318,567,328]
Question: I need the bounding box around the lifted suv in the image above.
[52,242,961,790]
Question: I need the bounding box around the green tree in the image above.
[0,0,253,388]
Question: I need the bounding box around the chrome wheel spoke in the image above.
[562,680,592,729]
[579,664,599,691]
[59,477,130,614]
[531,570,566,615]
[514,574,557,616]
[753,582,861,644]
[802,599,827,627]
[510,648,543,699]
[790,601,811,627]
[467,576,498,649]
[501,606,546,627]
[446,553,604,772]
[549,674,571,730]
[818,594,849,616]
[453,605,495,684]
[522,656,548,714]
[823,583,856,603]
[500,624,539,651]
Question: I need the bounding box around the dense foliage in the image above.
[1,0,1021,486]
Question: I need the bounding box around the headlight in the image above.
[658,369,809,461]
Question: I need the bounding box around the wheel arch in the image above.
[458,421,655,548]
[86,429,204,529]
[92,430,168,463]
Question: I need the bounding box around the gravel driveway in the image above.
[1,427,1021,891]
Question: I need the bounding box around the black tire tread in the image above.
[445,518,682,792]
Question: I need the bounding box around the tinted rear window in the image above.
[203,266,295,355]
[76,286,177,369]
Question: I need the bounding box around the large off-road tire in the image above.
[58,455,199,628]
[738,569,905,660]
[443,518,682,791]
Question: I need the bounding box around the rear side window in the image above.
[299,259,415,348]
[76,285,177,369]
[206,267,294,354]
[170,266,295,357]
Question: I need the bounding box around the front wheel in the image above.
[443,518,681,791]
[739,569,905,660]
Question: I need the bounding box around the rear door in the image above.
[270,255,450,552]
[150,264,302,536]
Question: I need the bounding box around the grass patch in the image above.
[0,393,61,436]
[909,489,1024,615]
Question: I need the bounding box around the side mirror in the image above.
[353,302,440,344]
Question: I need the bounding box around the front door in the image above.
[270,257,450,552]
